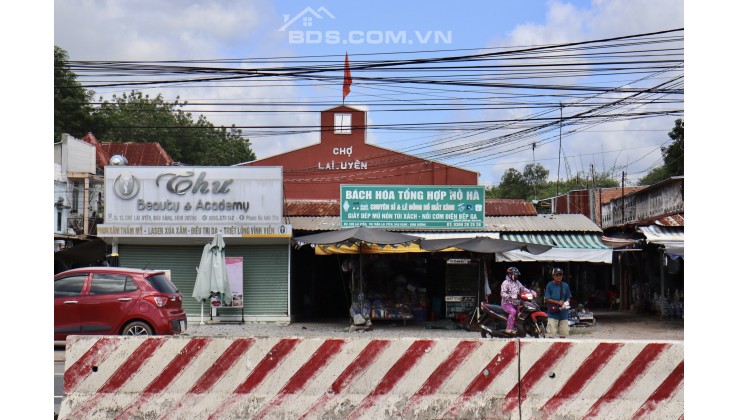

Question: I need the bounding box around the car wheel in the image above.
[122,321,153,336]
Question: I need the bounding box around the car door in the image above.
[80,273,141,334]
[54,273,88,340]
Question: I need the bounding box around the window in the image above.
[146,274,178,294]
[54,275,86,298]
[56,210,63,232]
[70,184,79,214]
[90,274,138,295]
[334,113,352,134]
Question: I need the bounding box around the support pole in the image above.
[557,103,563,196]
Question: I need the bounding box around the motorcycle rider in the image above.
[500,267,533,335]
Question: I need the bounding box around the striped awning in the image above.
[637,225,684,257]
[500,233,611,249]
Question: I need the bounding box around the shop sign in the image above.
[447,258,473,264]
[97,223,292,238]
[223,257,244,308]
[340,185,484,229]
[104,166,283,225]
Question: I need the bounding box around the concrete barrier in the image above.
[58,336,683,419]
[516,339,684,419]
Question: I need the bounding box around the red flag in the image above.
[343,52,352,103]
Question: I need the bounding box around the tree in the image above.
[639,119,684,185]
[484,184,499,198]
[55,46,94,141]
[91,91,256,165]
[494,164,618,201]
[497,168,529,199]
[523,163,549,198]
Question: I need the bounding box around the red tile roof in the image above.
[101,142,174,166]
[80,132,175,167]
[81,132,109,167]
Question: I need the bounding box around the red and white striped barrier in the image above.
[517,340,684,419]
[58,336,683,419]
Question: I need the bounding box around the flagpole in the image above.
[343,52,352,105]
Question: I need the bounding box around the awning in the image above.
[495,233,612,263]
[314,242,447,255]
[637,225,684,257]
[54,237,109,273]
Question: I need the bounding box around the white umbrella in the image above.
[193,232,231,324]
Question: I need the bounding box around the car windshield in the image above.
[146,273,178,294]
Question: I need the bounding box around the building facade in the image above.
[96,166,293,322]
[240,106,478,199]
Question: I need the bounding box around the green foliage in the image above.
[491,165,618,201]
[54,46,94,141]
[485,184,498,198]
[497,168,529,199]
[91,91,256,166]
[638,119,684,185]
[54,46,256,165]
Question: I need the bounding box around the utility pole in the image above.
[589,163,596,223]
[532,142,537,200]
[621,171,625,226]
[557,103,563,196]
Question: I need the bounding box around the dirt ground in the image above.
[185,310,684,341]
[570,310,684,340]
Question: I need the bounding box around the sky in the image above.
[52,0,685,188]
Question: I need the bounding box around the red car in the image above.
[54,267,187,340]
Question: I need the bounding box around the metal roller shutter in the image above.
[118,244,288,317]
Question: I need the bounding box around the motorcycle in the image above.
[477,290,549,338]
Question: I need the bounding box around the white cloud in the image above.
[55,0,274,60]
[477,0,684,186]
[54,0,320,160]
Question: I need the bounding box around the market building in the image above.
[242,105,612,321]
[600,176,684,317]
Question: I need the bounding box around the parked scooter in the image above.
[478,290,549,338]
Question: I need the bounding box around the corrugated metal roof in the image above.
[500,233,610,249]
[486,214,603,233]
[485,199,537,216]
[284,200,339,216]
[599,186,646,205]
[637,225,684,242]
[654,214,684,227]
